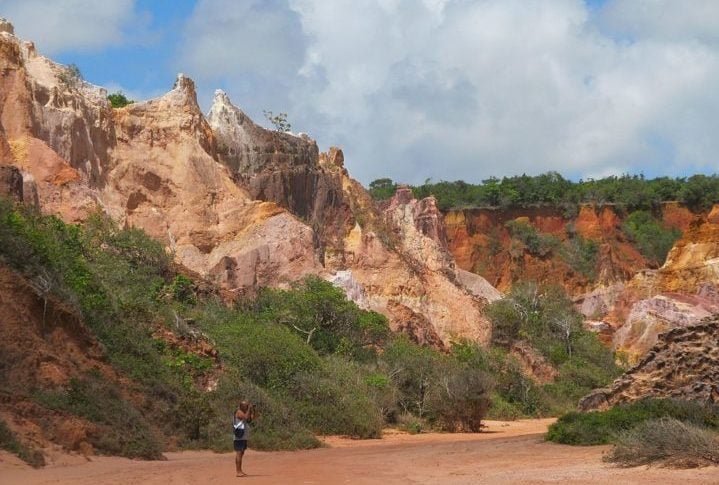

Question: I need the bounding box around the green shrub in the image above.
[0,419,45,467]
[505,220,559,257]
[108,92,134,108]
[35,373,163,459]
[484,283,620,416]
[426,365,492,431]
[622,211,681,266]
[606,418,719,468]
[288,358,383,438]
[254,277,390,358]
[368,178,397,200]
[58,63,82,87]
[547,399,719,446]
[205,374,320,451]
[560,235,598,279]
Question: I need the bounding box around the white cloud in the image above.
[180,0,719,184]
[599,0,719,42]
[0,0,139,54]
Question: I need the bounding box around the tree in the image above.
[368,178,397,200]
[263,110,292,132]
[108,92,134,108]
[58,63,83,88]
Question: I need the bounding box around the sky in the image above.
[0,0,717,185]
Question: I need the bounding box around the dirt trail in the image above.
[2,419,718,484]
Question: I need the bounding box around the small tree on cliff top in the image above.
[263,110,292,132]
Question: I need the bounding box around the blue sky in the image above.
[1,0,717,185]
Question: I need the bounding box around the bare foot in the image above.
[236,472,247,477]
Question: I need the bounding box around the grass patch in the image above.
[605,418,719,468]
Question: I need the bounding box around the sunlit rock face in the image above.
[0,28,503,345]
[606,208,719,359]
[581,319,719,411]
[0,31,321,292]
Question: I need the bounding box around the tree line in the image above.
[369,172,719,212]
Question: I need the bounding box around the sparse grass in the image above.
[605,418,719,468]
[0,419,45,467]
[35,372,164,459]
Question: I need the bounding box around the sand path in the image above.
[2,419,718,484]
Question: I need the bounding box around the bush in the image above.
[505,220,559,257]
[205,375,320,451]
[288,358,383,438]
[622,211,681,266]
[255,277,390,358]
[606,418,719,468]
[108,92,134,108]
[0,419,45,467]
[546,399,719,446]
[57,63,82,88]
[560,235,598,280]
[35,373,164,459]
[485,283,620,416]
[426,365,492,431]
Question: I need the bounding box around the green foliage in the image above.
[605,418,719,468]
[368,178,398,200]
[205,374,320,451]
[371,172,719,212]
[107,91,134,108]
[622,210,681,266]
[57,63,83,88]
[289,357,383,438]
[383,337,493,430]
[35,373,163,459]
[263,110,292,132]
[505,220,560,258]
[169,274,195,303]
[254,276,390,359]
[0,419,45,467]
[484,283,620,416]
[547,399,719,446]
[560,235,598,279]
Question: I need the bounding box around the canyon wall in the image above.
[0,25,497,346]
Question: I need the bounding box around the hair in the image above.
[238,400,251,413]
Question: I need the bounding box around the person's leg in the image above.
[237,450,246,477]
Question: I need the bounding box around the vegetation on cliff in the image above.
[482,283,620,417]
[0,199,496,460]
[370,173,719,212]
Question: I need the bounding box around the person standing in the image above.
[233,401,254,477]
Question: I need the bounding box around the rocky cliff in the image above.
[579,318,719,411]
[0,24,498,346]
[608,207,719,359]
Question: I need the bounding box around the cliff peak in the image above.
[0,18,14,36]
[162,72,201,110]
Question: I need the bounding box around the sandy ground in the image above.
[2,419,718,484]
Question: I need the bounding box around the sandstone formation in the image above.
[606,209,719,359]
[580,319,719,411]
[0,25,499,345]
[444,205,649,295]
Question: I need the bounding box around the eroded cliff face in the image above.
[0,25,499,345]
[608,207,719,359]
[0,29,321,292]
[444,204,693,296]
[208,91,353,257]
[334,187,500,346]
[580,319,719,411]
